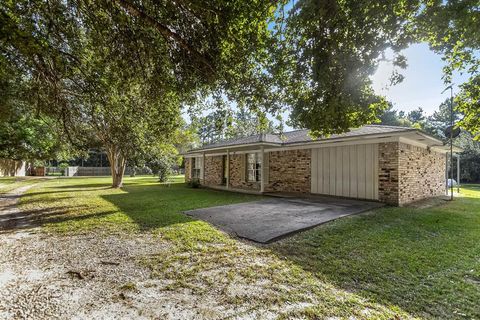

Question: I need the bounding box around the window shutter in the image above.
[240,154,246,182]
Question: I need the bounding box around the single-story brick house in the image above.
[184,125,458,206]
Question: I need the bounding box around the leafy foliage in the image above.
[0,0,277,186]
[272,0,419,136]
[191,105,280,145]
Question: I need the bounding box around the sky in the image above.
[371,43,469,115]
[185,42,471,129]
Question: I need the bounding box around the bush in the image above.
[158,165,171,182]
[59,162,69,176]
[188,178,201,188]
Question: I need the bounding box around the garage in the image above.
[311,144,379,200]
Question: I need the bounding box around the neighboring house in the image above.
[184,125,459,206]
[0,159,26,177]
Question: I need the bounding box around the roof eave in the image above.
[184,141,282,154]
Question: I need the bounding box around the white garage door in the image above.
[311,144,379,200]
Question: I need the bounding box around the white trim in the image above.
[187,142,280,154]
[226,149,230,189]
[260,146,265,193]
[399,137,430,150]
[264,136,400,152]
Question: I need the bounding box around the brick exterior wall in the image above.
[266,149,311,193]
[378,142,400,205]
[229,154,260,190]
[190,140,444,205]
[398,142,445,205]
[185,158,192,182]
[379,142,445,205]
[204,156,224,186]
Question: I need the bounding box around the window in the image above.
[246,153,262,182]
[192,157,201,179]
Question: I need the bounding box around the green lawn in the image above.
[18,177,480,319]
[0,176,46,194]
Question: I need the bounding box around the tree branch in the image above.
[113,0,214,74]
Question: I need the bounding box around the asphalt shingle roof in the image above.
[190,125,416,152]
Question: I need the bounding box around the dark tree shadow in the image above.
[267,193,480,319]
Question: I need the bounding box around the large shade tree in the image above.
[1,0,278,187]
[271,0,479,137]
[1,0,479,188]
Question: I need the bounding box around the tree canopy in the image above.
[1,0,479,185]
[0,0,278,186]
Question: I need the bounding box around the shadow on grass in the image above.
[10,177,480,318]
[101,182,260,231]
[268,192,480,319]
[0,204,117,234]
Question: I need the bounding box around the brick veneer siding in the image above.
[398,142,445,204]
[379,142,445,205]
[378,142,400,204]
[185,158,192,182]
[204,156,224,186]
[229,154,260,190]
[266,149,311,193]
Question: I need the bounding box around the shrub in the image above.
[59,162,69,176]
[188,178,201,188]
[158,165,171,182]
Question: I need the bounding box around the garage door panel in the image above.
[357,144,366,199]
[323,148,330,194]
[317,149,323,194]
[349,146,358,198]
[342,146,350,196]
[311,148,318,193]
[329,148,336,195]
[312,144,378,200]
[365,144,374,199]
[335,147,343,196]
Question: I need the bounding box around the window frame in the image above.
[246,153,262,182]
[192,157,201,179]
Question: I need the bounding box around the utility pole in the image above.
[442,84,454,201]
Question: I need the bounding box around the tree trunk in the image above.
[106,145,126,188]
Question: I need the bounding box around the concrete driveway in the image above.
[184,196,384,243]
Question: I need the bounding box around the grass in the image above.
[17,177,480,319]
[0,176,47,194]
[272,185,480,319]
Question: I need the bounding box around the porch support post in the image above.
[457,153,460,193]
[260,146,265,193]
[226,149,230,189]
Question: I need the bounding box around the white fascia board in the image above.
[264,135,402,152]
[184,142,280,155]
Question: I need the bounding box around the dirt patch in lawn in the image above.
[0,182,413,319]
[0,231,317,319]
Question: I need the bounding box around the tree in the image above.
[192,105,279,145]
[0,112,70,162]
[377,104,413,128]
[268,0,479,137]
[424,99,463,139]
[272,0,417,136]
[1,0,278,187]
[417,0,480,139]
[456,77,480,140]
[407,108,425,124]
